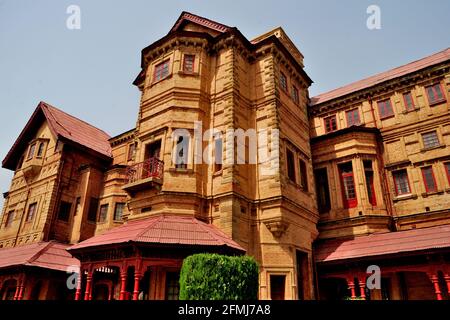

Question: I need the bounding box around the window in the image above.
[338,162,357,208]
[165,272,180,300]
[153,60,170,82]
[270,275,286,300]
[183,54,195,73]
[98,204,109,222]
[421,131,440,149]
[364,160,377,206]
[87,198,99,222]
[280,72,288,92]
[286,149,296,183]
[314,168,331,213]
[291,86,299,104]
[393,170,411,196]
[26,203,37,221]
[346,109,360,127]
[114,203,125,221]
[299,159,308,191]
[403,92,415,111]
[445,163,450,184]
[16,156,24,171]
[27,143,36,160]
[57,201,72,222]
[324,115,337,133]
[214,137,223,172]
[127,143,137,161]
[4,210,14,228]
[421,166,437,193]
[426,83,445,105]
[377,99,394,119]
[175,135,189,169]
[36,143,45,158]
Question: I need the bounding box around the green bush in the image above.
[179,253,259,300]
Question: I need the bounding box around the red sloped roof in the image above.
[69,214,245,253]
[2,101,112,170]
[170,11,231,34]
[0,241,79,272]
[315,224,450,263]
[311,47,450,106]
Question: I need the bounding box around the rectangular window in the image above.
[37,142,45,158]
[16,156,24,171]
[57,201,72,222]
[98,204,109,222]
[175,135,189,169]
[324,115,337,133]
[4,210,14,228]
[446,162,450,184]
[421,131,440,149]
[426,83,445,105]
[346,109,360,127]
[338,162,357,208]
[286,149,296,183]
[165,272,180,300]
[403,92,415,111]
[270,275,286,300]
[280,72,288,92]
[183,54,195,73]
[153,60,170,82]
[26,202,37,221]
[364,160,377,206]
[87,198,99,222]
[421,166,437,193]
[214,137,223,172]
[377,99,394,119]
[299,159,308,191]
[114,203,125,221]
[291,86,299,104]
[27,143,36,160]
[314,168,331,214]
[127,143,137,161]
[393,170,411,196]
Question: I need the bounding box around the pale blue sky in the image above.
[1,0,449,199]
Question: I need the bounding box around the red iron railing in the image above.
[126,158,164,184]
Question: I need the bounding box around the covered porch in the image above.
[68,214,245,300]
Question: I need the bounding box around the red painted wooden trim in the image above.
[393,170,411,196]
[445,162,450,185]
[402,91,415,111]
[339,164,357,209]
[324,115,337,133]
[425,82,447,106]
[421,166,437,193]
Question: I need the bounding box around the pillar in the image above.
[119,270,128,300]
[17,277,25,300]
[347,278,356,300]
[444,273,450,296]
[132,272,142,300]
[13,281,20,300]
[84,271,93,301]
[75,271,83,301]
[358,278,366,300]
[428,274,442,301]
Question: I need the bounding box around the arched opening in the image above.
[92,284,109,300]
[0,279,17,300]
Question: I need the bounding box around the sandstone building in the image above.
[0,12,449,300]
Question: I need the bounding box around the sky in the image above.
[0,0,449,202]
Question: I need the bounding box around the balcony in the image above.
[122,158,164,193]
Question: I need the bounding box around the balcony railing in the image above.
[126,157,164,184]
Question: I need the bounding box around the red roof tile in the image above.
[311,47,450,106]
[170,11,231,34]
[69,215,245,252]
[2,101,112,169]
[0,241,79,272]
[315,224,450,263]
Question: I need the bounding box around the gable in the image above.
[169,11,231,36]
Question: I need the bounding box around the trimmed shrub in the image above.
[179,253,259,300]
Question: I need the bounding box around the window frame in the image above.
[182,54,195,74]
[4,210,14,228]
[113,203,125,221]
[421,166,437,193]
[26,202,37,222]
[27,143,36,160]
[57,201,72,222]
[445,162,450,185]
[425,83,446,106]
[214,136,223,173]
[402,91,415,111]
[338,162,357,209]
[314,168,331,214]
[377,98,395,119]
[421,131,440,149]
[299,159,308,192]
[87,198,99,222]
[363,160,377,206]
[153,59,170,82]
[346,109,360,127]
[324,115,338,133]
[392,169,411,196]
[127,142,137,161]
[291,86,299,104]
[36,142,45,158]
[98,204,109,223]
[286,148,296,183]
[280,72,288,92]
[174,134,190,169]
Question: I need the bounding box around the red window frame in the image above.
[292,86,299,104]
[183,54,195,73]
[445,162,450,185]
[338,162,357,209]
[402,91,415,111]
[393,170,411,196]
[280,72,288,92]
[324,115,337,133]
[153,60,170,82]
[346,109,360,127]
[421,166,437,193]
[425,83,446,105]
[377,99,394,119]
[364,160,377,206]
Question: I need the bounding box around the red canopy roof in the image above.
[0,241,79,272]
[315,224,450,263]
[311,47,450,106]
[69,215,245,253]
[3,101,112,170]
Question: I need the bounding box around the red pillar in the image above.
[444,273,450,296]
[358,278,366,300]
[132,272,142,300]
[429,274,442,301]
[13,281,20,300]
[347,278,356,300]
[84,271,93,301]
[119,270,128,300]
[75,271,83,301]
[17,277,25,301]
